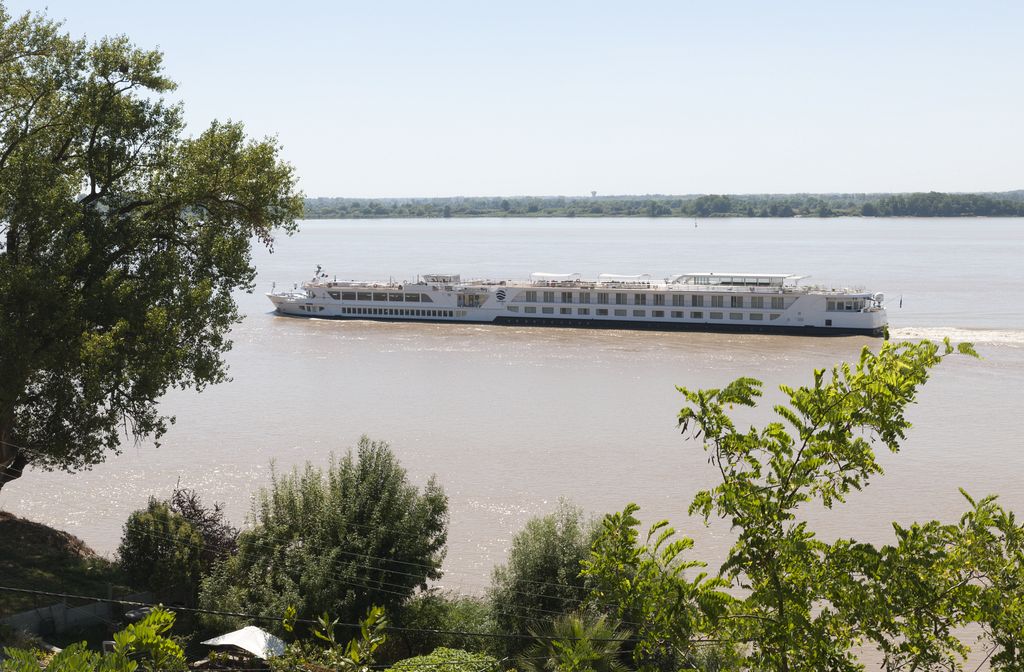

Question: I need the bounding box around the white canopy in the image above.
[598,273,651,281]
[530,272,580,280]
[202,626,285,660]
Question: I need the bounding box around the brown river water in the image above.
[4,218,1023,613]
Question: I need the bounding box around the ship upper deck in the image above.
[299,271,872,297]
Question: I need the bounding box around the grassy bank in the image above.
[0,511,135,617]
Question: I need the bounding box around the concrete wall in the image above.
[1,592,152,636]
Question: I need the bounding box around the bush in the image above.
[397,591,497,657]
[199,436,448,632]
[387,647,499,672]
[117,500,203,600]
[488,500,598,657]
[168,486,238,570]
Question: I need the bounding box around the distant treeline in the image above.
[303,190,1024,219]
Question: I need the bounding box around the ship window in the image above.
[596,308,608,316]
[560,307,571,314]
[614,309,627,316]
[525,290,537,302]
[615,293,627,305]
[770,313,781,320]
[692,295,704,307]
[542,307,554,314]
[420,294,433,302]
[710,311,723,320]
[373,292,387,301]
[730,312,743,320]
[633,309,645,317]
[771,297,784,309]
[543,291,555,302]
[389,293,403,302]
[731,296,743,308]
[711,296,724,308]
[328,291,341,300]
[634,294,647,305]
[671,310,683,318]
[358,292,372,301]
[653,294,665,306]
[750,313,763,321]
[652,310,664,317]
[827,300,836,311]
[561,292,573,303]
[672,294,684,306]
[597,293,609,304]
[690,311,703,319]
[507,306,519,312]
[826,319,832,326]
[525,306,537,313]
[577,308,590,315]
[405,293,420,302]
[579,293,591,304]
[751,296,764,309]
[340,292,354,300]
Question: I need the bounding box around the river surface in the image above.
[4,217,1024,601]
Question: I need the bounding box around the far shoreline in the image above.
[302,190,1024,220]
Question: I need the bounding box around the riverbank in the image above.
[0,511,134,617]
[304,190,1024,219]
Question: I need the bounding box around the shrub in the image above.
[388,647,499,672]
[488,500,598,657]
[397,591,497,657]
[199,436,448,631]
[117,500,203,600]
[168,486,239,570]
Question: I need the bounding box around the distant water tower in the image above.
[591,190,597,198]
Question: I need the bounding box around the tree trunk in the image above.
[0,417,27,491]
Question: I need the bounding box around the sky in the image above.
[9,1,1023,197]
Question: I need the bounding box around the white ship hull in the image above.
[267,272,887,337]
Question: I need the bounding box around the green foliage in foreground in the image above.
[271,605,387,672]
[581,504,731,671]
[303,191,1024,219]
[397,591,497,657]
[674,337,1024,672]
[488,500,599,658]
[387,646,499,672]
[199,436,448,631]
[518,612,630,672]
[2,607,186,672]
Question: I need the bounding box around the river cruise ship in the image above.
[267,270,887,336]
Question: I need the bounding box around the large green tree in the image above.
[0,5,302,489]
[199,437,448,631]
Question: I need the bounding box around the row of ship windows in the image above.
[327,291,433,303]
[521,291,785,309]
[827,299,866,312]
[298,305,462,317]
[507,306,782,321]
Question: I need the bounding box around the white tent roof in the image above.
[201,626,285,660]
[530,272,580,280]
[598,273,651,281]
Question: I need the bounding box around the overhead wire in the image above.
[121,525,655,630]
